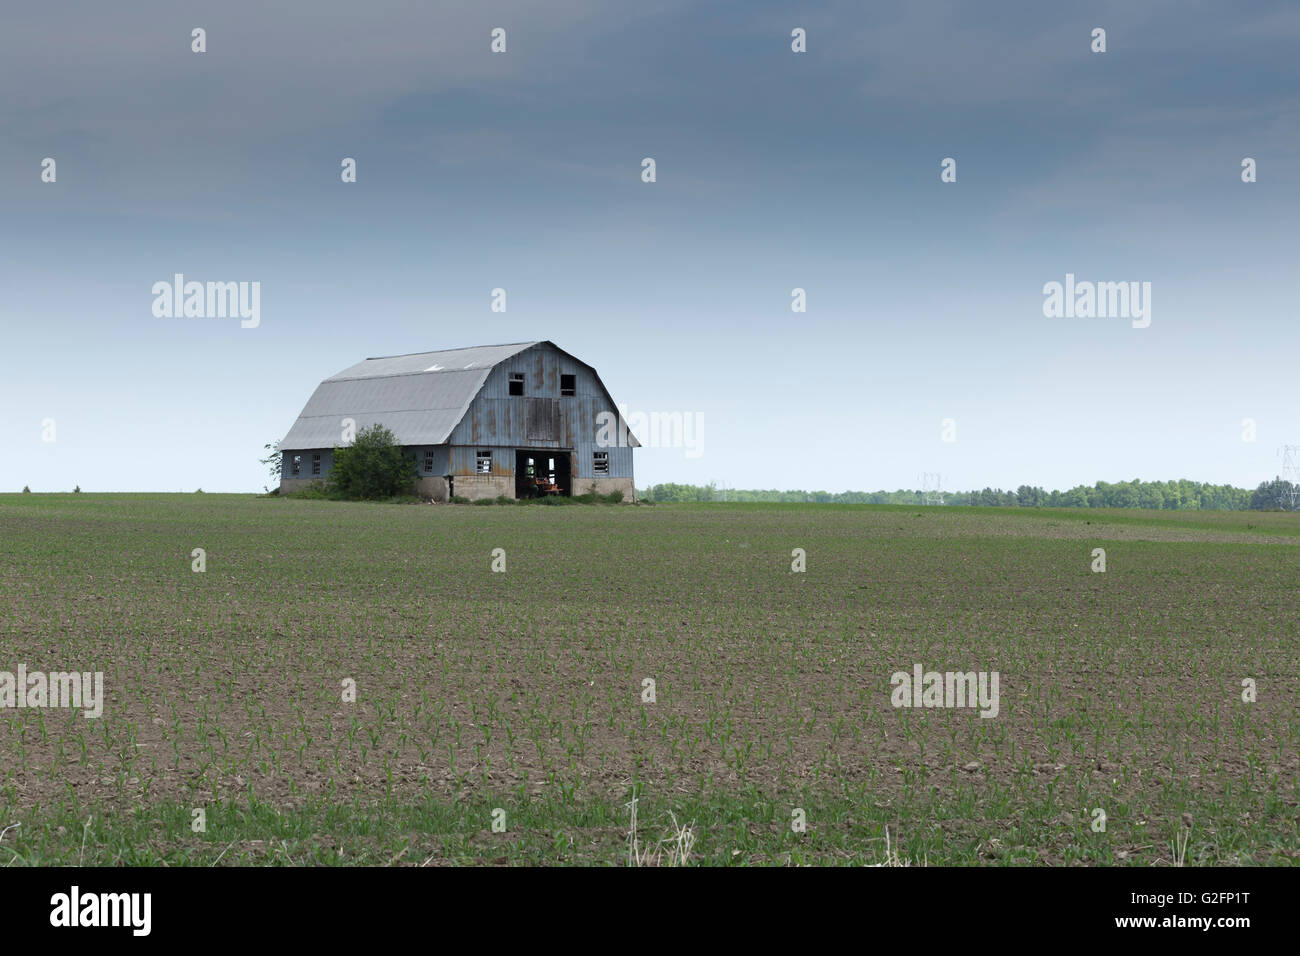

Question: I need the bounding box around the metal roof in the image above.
[328,342,539,381]
[280,342,546,449]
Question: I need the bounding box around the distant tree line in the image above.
[638,478,1298,511]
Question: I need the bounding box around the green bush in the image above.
[327,425,415,500]
[450,495,470,504]
[73,485,81,494]
[284,480,419,504]
[472,497,495,506]
[603,490,624,504]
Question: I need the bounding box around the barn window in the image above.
[423,450,434,474]
[509,372,525,396]
[593,451,609,475]
[560,374,576,396]
[311,453,321,476]
[476,450,492,474]
[291,455,302,476]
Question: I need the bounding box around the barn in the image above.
[277,341,638,501]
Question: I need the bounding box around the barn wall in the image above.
[445,442,632,481]
[279,441,630,487]
[281,448,334,482]
[446,344,635,480]
[414,445,449,476]
[279,446,449,480]
[447,444,515,478]
[573,441,633,480]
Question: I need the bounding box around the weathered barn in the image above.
[278,341,637,501]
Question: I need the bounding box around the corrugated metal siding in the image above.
[282,448,335,479]
[281,446,450,480]
[448,344,638,453]
[416,445,449,475]
[448,445,513,477]
[574,441,634,479]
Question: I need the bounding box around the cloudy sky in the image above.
[2,1,1297,492]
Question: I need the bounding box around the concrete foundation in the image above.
[278,477,324,495]
[450,474,513,501]
[571,477,636,500]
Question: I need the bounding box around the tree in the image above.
[619,479,1260,510]
[1060,486,1090,507]
[327,425,415,499]
[1135,484,1164,510]
[260,440,282,483]
[1103,481,1138,508]
[1249,476,1296,511]
[1016,485,1041,507]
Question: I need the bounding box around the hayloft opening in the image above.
[526,398,559,441]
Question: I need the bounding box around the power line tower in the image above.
[920,472,945,506]
[1281,446,1300,510]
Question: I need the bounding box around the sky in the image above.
[1,0,1297,493]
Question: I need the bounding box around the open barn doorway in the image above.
[515,450,571,498]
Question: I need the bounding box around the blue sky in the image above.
[2,1,1297,492]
